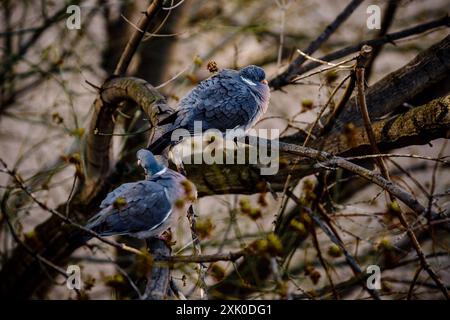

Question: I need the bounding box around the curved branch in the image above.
[82,77,170,201]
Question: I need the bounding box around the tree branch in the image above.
[142,239,171,300]
[270,16,450,89]
[270,0,365,89]
[82,77,170,202]
[114,0,163,76]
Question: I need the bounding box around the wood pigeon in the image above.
[148,65,270,154]
[82,149,196,240]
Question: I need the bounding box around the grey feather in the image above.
[100,182,135,209]
[84,150,196,240]
[86,181,172,237]
[149,65,270,154]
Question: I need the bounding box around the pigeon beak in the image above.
[261,79,268,85]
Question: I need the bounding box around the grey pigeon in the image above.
[148,65,270,154]
[82,149,196,240]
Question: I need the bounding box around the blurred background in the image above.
[0,0,449,299]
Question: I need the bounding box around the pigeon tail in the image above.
[148,130,174,155]
[67,228,93,248]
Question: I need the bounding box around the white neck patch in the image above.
[153,167,167,177]
[240,76,257,86]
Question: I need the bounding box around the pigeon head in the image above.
[238,65,270,104]
[239,65,268,87]
[136,149,166,177]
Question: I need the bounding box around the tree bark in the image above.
[1,36,449,299]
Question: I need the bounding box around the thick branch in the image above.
[82,77,170,201]
[327,34,450,135]
[0,0,168,298]
[142,239,171,300]
[1,83,447,300]
[114,0,163,76]
[312,94,450,155]
[2,34,449,299]
[185,94,450,196]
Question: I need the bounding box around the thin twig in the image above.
[303,73,351,146]
[354,47,449,300]
[271,0,365,88]
[65,175,78,218]
[296,49,343,67]
[176,163,208,299]
[186,205,208,299]
[287,191,381,300]
[1,197,68,278]
[346,153,449,164]
[97,246,143,299]
[162,0,185,10]
[272,15,450,89]
[364,0,399,80]
[407,266,423,300]
[276,141,435,217]
[0,159,145,257]
[275,0,291,70]
[156,250,246,263]
[291,56,355,83]
[310,227,339,299]
[355,45,390,180]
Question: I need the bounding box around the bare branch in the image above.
[271,16,450,89]
[270,0,365,89]
[114,0,163,76]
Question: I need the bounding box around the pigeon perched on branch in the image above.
[148,65,270,154]
[81,149,196,241]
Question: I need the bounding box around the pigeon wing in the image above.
[99,182,135,209]
[87,181,172,237]
[176,73,260,132]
